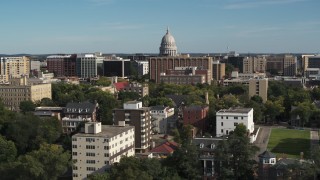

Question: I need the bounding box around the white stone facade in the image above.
[150,106,174,134]
[72,122,135,179]
[216,108,254,137]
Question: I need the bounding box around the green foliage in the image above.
[95,76,112,86]
[215,125,259,179]
[0,136,17,163]
[19,100,36,113]
[118,91,140,101]
[37,98,56,106]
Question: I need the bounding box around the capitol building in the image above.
[159,28,178,56]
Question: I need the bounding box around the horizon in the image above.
[1,0,320,54]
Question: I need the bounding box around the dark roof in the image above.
[259,150,276,158]
[150,105,166,111]
[34,111,55,116]
[192,138,223,151]
[184,105,208,111]
[165,94,189,107]
[64,102,96,114]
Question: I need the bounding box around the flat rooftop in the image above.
[73,125,134,138]
[217,108,252,114]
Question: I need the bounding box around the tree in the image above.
[38,98,56,107]
[214,125,259,179]
[264,98,285,123]
[0,136,17,163]
[95,76,111,86]
[19,100,36,113]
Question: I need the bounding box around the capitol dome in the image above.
[159,27,178,56]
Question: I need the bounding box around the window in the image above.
[211,143,215,149]
[104,153,109,157]
[221,129,224,133]
[72,138,77,141]
[234,116,238,119]
[72,145,77,149]
[86,138,95,142]
[86,145,95,149]
[104,146,109,150]
[86,160,95,164]
[87,167,96,171]
[104,139,109,143]
[86,152,95,156]
[234,123,238,126]
[241,117,243,120]
[72,152,77,156]
[221,116,223,119]
[73,173,78,177]
[226,117,228,119]
[105,161,109,165]
[221,122,223,126]
[73,166,78,170]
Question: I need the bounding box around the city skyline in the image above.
[1,0,320,54]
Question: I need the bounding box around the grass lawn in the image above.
[267,128,310,159]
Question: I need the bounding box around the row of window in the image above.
[220,116,244,120]
[221,122,238,126]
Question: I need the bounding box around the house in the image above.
[149,141,178,158]
[192,137,223,179]
[62,102,99,133]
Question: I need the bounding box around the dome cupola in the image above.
[159,27,178,56]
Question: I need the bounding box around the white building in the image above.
[76,54,98,79]
[150,106,174,134]
[135,60,149,76]
[216,108,254,137]
[72,122,135,179]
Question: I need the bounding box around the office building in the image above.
[76,54,98,79]
[216,108,254,137]
[72,122,135,179]
[266,56,283,75]
[103,57,131,78]
[113,101,151,153]
[47,54,77,77]
[159,67,209,85]
[283,55,297,76]
[0,77,51,111]
[134,60,149,76]
[149,56,213,84]
[248,78,268,103]
[0,56,30,83]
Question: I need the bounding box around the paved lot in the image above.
[253,126,272,161]
[310,130,319,156]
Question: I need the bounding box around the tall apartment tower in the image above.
[113,101,152,153]
[76,54,98,79]
[243,57,266,74]
[283,55,297,76]
[212,60,225,82]
[249,78,268,103]
[0,56,30,83]
[149,56,213,84]
[72,122,135,179]
[46,54,77,77]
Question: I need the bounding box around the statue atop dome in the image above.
[159,27,178,56]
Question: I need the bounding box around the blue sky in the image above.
[0,0,319,54]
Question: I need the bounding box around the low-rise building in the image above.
[122,82,149,97]
[62,102,99,133]
[216,108,254,137]
[0,77,51,111]
[72,122,135,179]
[150,106,174,134]
[34,106,63,120]
[183,105,209,132]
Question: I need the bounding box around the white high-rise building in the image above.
[216,108,254,137]
[76,54,98,78]
[72,122,135,179]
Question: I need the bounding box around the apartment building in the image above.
[46,54,77,77]
[216,108,254,137]
[122,82,149,97]
[62,102,99,133]
[0,77,51,111]
[183,105,209,132]
[113,101,151,153]
[72,122,135,179]
[212,60,225,82]
[248,77,268,103]
[149,56,213,84]
[0,56,30,83]
[283,55,297,76]
[150,106,174,134]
